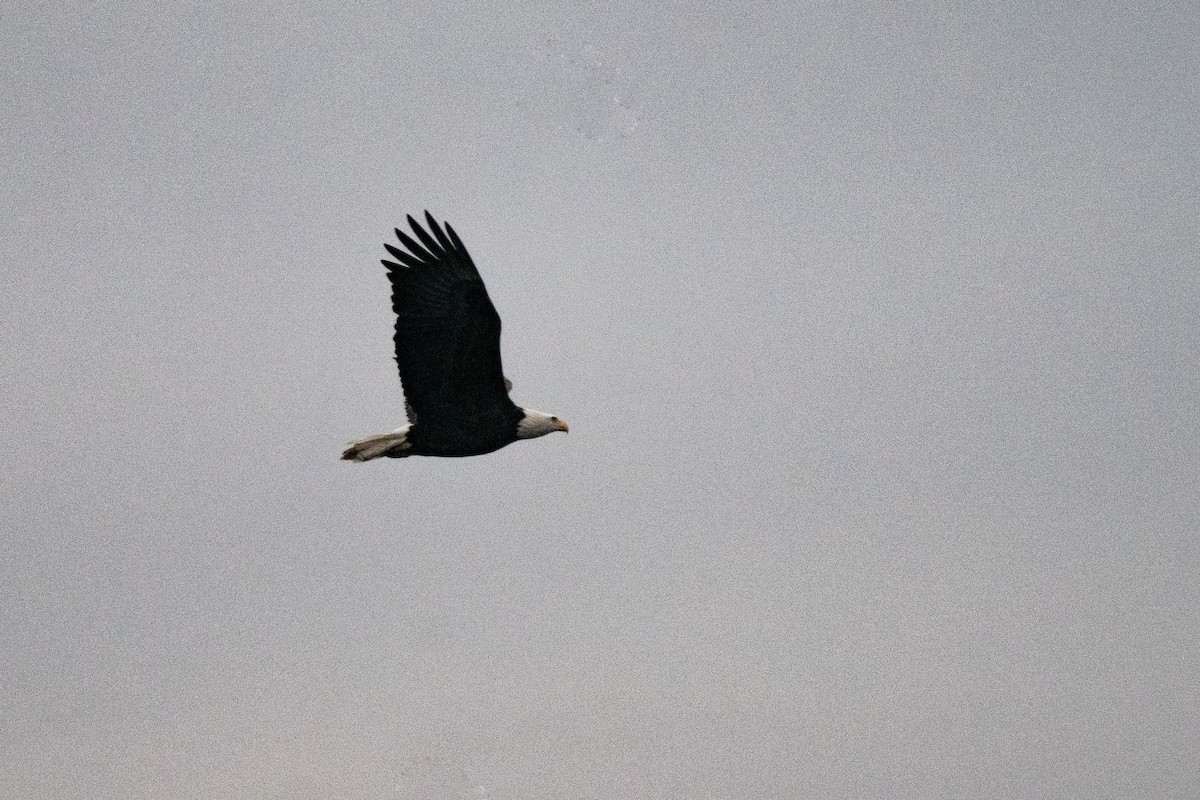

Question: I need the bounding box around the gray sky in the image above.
[3,2,1197,798]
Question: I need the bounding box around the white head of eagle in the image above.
[341,212,568,461]
[516,409,570,439]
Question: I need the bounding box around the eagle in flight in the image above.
[342,212,568,461]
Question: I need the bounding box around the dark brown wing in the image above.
[381,212,514,426]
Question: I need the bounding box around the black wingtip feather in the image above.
[408,214,445,257]
[445,222,459,245]
[405,214,426,244]
[383,243,424,269]
[394,228,435,264]
[425,211,455,252]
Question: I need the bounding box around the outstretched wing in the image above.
[382,212,513,426]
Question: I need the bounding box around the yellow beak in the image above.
[555,419,569,433]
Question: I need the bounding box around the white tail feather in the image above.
[341,426,412,461]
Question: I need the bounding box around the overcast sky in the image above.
[3,2,1197,798]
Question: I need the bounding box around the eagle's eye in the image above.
[551,416,558,422]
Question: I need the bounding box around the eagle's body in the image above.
[342,212,567,461]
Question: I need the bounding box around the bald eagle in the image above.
[341,212,568,461]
